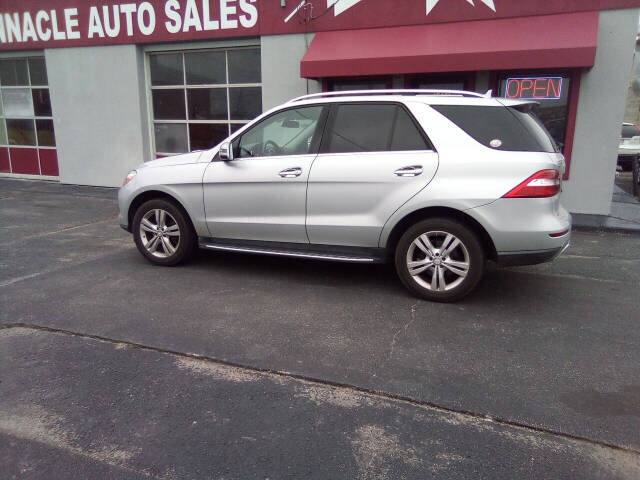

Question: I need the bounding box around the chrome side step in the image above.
[199,243,377,263]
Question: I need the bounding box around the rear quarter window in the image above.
[431,104,558,153]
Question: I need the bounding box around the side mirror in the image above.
[219,142,234,161]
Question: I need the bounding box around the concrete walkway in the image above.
[573,185,640,232]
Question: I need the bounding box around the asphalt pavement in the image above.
[1,177,639,479]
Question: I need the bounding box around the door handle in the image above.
[279,167,302,178]
[394,165,423,177]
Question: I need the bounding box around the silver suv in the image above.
[119,90,571,302]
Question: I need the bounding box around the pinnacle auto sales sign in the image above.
[1,0,639,50]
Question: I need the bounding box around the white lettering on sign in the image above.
[183,0,203,32]
[220,0,238,29]
[64,8,80,39]
[138,2,156,35]
[165,0,182,34]
[35,11,51,41]
[4,13,21,42]
[103,5,121,37]
[88,7,105,38]
[22,12,38,41]
[0,1,260,45]
[120,4,137,36]
[202,0,220,30]
[239,0,257,28]
[51,10,66,40]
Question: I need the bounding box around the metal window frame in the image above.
[0,54,56,176]
[144,42,262,159]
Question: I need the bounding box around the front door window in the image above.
[234,106,324,158]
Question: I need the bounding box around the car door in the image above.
[202,105,326,243]
[306,102,439,247]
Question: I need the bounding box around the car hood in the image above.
[141,150,212,169]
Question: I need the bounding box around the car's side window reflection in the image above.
[233,106,323,158]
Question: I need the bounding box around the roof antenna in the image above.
[484,89,493,98]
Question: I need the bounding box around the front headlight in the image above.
[123,170,137,186]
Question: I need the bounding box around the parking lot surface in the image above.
[1,178,640,479]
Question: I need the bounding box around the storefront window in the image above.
[328,77,391,91]
[0,56,57,176]
[149,48,262,157]
[407,73,471,91]
[499,74,571,152]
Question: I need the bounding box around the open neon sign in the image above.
[505,77,563,100]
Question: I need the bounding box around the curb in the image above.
[572,213,640,233]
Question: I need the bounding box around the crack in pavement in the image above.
[2,322,639,459]
[389,302,418,360]
[0,216,118,247]
[0,240,131,288]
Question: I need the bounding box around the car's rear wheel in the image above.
[133,199,195,266]
[395,218,485,302]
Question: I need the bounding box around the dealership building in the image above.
[0,0,638,217]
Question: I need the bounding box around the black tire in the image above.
[132,198,196,266]
[394,218,485,302]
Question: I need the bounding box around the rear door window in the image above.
[432,104,558,153]
[390,107,430,151]
[322,103,430,154]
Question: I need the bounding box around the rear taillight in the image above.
[503,169,560,198]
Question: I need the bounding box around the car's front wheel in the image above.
[395,218,485,302]
[132,199,195,266]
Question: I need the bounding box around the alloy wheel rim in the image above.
[139,209,180,258]
[406,231,470,292]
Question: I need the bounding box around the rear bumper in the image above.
[467,197,571,254]
[497,242,569,267]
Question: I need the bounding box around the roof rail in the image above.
[288,89,492,103]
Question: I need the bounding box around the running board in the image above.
[198,238,385,263]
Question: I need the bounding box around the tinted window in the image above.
[0,59,28,86]
[150,53,183,86]
[28,58,48,85]
[324,104,428,154]
[152,89,186,120]
[149,48,263,156]
[187,88,227,120]
[326,104,394,153]
[391,107,429,151]
[189,123,229,150]
[432,105,557,153]
[235,106,323,158]
[499,75,570,151]
[228,48,261,83]
[185,51,225,85]
[508,107,558,152]
[32,89,52,116]
[7,119,36,145]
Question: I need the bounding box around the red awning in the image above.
[300,12,598,78]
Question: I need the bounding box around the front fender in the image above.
[118,163,209,236]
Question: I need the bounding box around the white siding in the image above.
[261,33,321,110]
[46,45,149,187]
[561,8,640,215]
